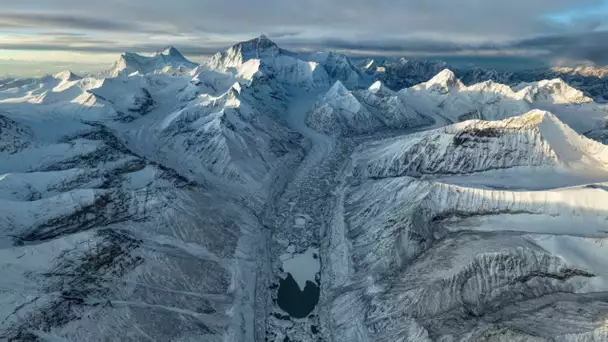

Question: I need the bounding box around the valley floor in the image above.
[261,89,445,341]
[261,89,340,341]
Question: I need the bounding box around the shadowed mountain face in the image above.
[1,36,608,341]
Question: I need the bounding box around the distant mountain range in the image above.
[358,57,608,103]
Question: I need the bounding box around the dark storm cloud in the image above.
[514,30,608,64]
[130,0,600,38]
[2,0,601,37]
[0,12,172,34]
[0,42,221,56]
[265,30,304,39]
[35,32,88,37]
[278,37,500,54]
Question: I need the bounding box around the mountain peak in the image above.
[430,69,457,85]
[368,80,396,96]
[155,46,183,57]
[326,80,350,98]
[109,47,198,77]
[53,70,81,82]
[258,34,271,41]
[519,78,593,104]
[204,35,295,71]
[368,80,383,93]
[413,68,463,93]
[233,35,280,53]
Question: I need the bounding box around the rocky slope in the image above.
[324,112,608,341]
[354,110,608,178]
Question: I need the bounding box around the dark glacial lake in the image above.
[277,273,320,318]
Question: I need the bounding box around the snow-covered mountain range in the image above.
[1,36,608,341]
[366,58,608,103]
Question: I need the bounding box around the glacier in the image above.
[0,35,608,342]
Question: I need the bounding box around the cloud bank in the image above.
[0,0,606,64]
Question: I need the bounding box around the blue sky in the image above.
[545,1,608,23]
[0,0,607,71]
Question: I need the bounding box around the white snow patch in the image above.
[280,247,320,291]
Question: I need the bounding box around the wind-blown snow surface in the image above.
[2,36,608,341]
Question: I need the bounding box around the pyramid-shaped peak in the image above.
[155,46,189,60]
[235,35,279,50]
[156,45,179,55]
[256,34,277,45]
[511,109,551,126]
[430,69,457,84]
[54,69,81,81]
[367,80,397,96]
[326,80,350,97]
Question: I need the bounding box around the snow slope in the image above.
[108,46,198,77]
[309,51,367,88]
[306,80,432,134]
[355,110,608,178]
[367,58,608,102]
[0,45,305,341]
[204,35,330,89]
[324,110,608,341]
[399,69,608,133]
[2,36,608,342]
[306,81,379,134]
